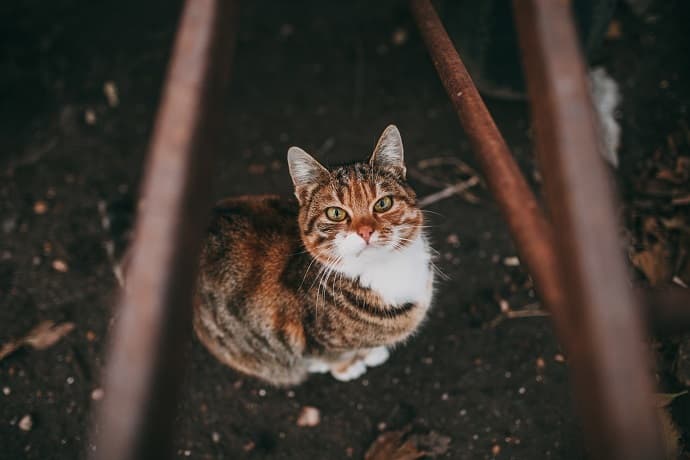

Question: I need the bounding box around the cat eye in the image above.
[325,206,347,222]
[373,196,393,212]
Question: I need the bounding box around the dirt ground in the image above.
[1,1,689,459]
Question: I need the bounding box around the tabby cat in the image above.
[194,125,435,386]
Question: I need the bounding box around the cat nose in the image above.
[356,225,374,243]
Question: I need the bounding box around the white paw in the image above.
[331,360,367,381]
[363,346,390,367]
[307,360,331,374]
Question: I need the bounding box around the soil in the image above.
[1,0,688,459]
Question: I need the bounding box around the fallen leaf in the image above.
[0,321,75,361]
[365,426,450,460]
[631,243,671,286]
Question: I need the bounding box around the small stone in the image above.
[243,441,256,452]
[34,201,48,214]
[446,233,460,247]
[91,388,104,401]
[286,390,295,398]
[86,331,97,342]
[518,387,526,395]
[503,256,520,266]
[499,299,510,313]
[536,357,546,369]
[32,256,41,266]
[66,377,75,385]
[182,450,191,457]
[257,389,266,397]
[377,422,387,431]
[296,406,320,427]
[491,444,501,456]
[19,415,33,431]
[391,27,408,46]
[103,81,119,107]
[52,259,69,272]
[85,109,97,125]
[554,353,566,363]
[3,387,10,395]
[211,432,220,443]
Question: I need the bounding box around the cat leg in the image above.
[306,359,331,374]
[362,346,390,367]
[330,358,367,382]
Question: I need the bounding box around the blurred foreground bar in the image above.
[88,1,239,459]
[513,0,662,458]
[412,0,663,458]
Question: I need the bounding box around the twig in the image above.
[487,307,550,329]
[418,176,480,208]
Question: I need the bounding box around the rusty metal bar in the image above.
[642,287,690,335]
[87,1,238,459]
[513,1,663,459]
[408,0,573,346]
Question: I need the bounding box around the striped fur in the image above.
[194,126,434,386]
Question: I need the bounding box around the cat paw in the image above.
[307,360,331,374]
[363,346,390,367]
[331,360,367,381]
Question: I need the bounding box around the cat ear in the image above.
[287,146,329,189]
[369,124,406,178]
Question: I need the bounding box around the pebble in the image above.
[103,81,119,107]
[296,406,320,427]
[554,353,566,363]
[52,259,69,272]
[19,415,33,431]
[211,432,220,443]
[33,201,48,214]
[391,27,408,46]
[91,388,104,401]
[3,387,10,395]
[536,357,546,369]
[503,256,520,266]
[491,444,501,456]
[85,109,97,125]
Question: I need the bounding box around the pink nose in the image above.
[357,225,374,243]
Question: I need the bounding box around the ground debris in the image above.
[655,391,686,459]
[0,321,75,362]
[18,414,33,431]
[365,425,450,460]
[296,406,320,427]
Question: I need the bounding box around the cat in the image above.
[193,125,435,386]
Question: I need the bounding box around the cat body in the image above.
[194,126,434,386]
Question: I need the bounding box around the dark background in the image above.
[1,0,689,459]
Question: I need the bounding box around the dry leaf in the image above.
[631,243,671,286]
[365,426,450,460]
[0,321,75,361]
[655,391,686,459]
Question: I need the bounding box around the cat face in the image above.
[288,125,423,265]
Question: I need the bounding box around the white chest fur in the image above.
[337,235,434,307]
